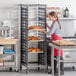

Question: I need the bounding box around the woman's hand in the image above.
[37,29,44,32]
[43,30,47,34]
[38,29,47,34]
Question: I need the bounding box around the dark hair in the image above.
[49,11,57,17]
[49,11,61,29]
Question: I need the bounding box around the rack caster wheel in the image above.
[26,67,29,74]
[72,66,75,71]
[26,70,29,74]
[20,66,22,70]
[9,67,12,72]
[26,69,29,74]
[38,67,40,71]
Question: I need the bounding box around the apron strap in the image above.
[57,16,61,29]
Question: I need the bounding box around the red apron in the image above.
[51,33,63,56]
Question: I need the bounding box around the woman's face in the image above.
[47,14,56,21]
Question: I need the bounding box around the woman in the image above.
[40,11,64,75]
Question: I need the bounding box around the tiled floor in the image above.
[0,71,76,76]
[0,68,76,76]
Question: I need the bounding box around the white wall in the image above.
[0,0,75,15]
[0,0,38,8]
[69,0,76,33]
[45,0,76,33]
[0,0,76,33]
[0,0,75,14]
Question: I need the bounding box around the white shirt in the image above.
[47,21,62,37]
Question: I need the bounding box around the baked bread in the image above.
[28,47,42,52]
[28,26,44,30]
[28,36,41,40]
[54,40,75,45]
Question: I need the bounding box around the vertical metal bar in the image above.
[2,30,4,37]
[19,4,22,70]
[20,5,28,70]
[5,30,7,37]
[51,47,54,76]
[15,40,20,70]
[12,44,15,61]
[38,4,47,71]
[58,48,60,76]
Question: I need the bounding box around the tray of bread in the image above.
[28,36,43,41]
[28,26,44,31]
[52,40,76,46]
[28,47,43,53]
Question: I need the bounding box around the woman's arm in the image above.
[47,22,57,35]
[39,22,58,35]
[39,23,57,35]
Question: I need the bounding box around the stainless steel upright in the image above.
[14,39,20,71]
[49,43,76,76]
[0,39,20,72]
[51,47,54,76]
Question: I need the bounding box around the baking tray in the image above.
[52,41,76,46]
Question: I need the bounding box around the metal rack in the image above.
[20,4,47,73]
[20,5,28,67]
[0,39,20,71]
